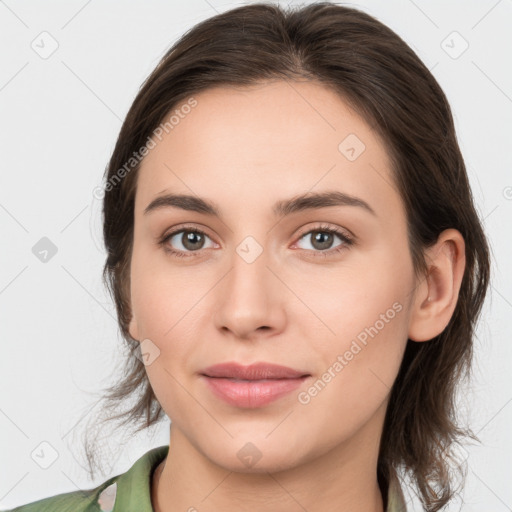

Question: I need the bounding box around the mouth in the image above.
[199,362,311,408]
[200,361,310,380]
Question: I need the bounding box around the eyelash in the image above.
[158,223,354,259]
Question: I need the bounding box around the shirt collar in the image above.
[386,468,408,511]
[110,445,169,512]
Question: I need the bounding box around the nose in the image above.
[212,242,287,341]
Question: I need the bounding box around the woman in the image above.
[4,2,490,511]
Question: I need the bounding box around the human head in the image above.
[89,3,490,510]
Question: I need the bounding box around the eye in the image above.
[158,223,354,259]
[159,227,217,258]
[294,224,354,256]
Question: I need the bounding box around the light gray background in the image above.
[0,1,511,510]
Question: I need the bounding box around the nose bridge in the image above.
[228,236,272,309]
[225,225,271,283]
[213,234,285,338]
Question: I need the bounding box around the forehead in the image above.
[135,80,400,221]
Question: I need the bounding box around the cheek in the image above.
[297,270,408,395]
[288,251,411,424]
[129,244,212,396]
[129,239,212,335]
[295,294,409,452]
[285,243,412,344]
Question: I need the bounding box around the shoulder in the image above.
[1,445,169,512]
[0,476,119,512]
[0,480,113,512]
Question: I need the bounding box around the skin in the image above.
[128,79,466,512]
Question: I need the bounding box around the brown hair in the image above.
[82,3,490,510]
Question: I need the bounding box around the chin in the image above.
[204,442,306,475]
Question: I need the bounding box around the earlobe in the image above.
[408,229,466,342]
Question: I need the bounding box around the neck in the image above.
[152,406,387,512]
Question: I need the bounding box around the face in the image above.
[128,80,417,473]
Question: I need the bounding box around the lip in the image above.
[200,362,311,408]
[201,362,309,380]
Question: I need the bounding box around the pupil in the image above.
[313,231,332,250]
[183,231,203,250]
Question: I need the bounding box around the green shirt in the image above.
[2,445,407,511]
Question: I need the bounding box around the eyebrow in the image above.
[143,190,376,218]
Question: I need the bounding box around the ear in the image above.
[408,228,466,342]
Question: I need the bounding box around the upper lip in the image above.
[200,362,310,380]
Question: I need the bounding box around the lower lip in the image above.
[201,375,309,408]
